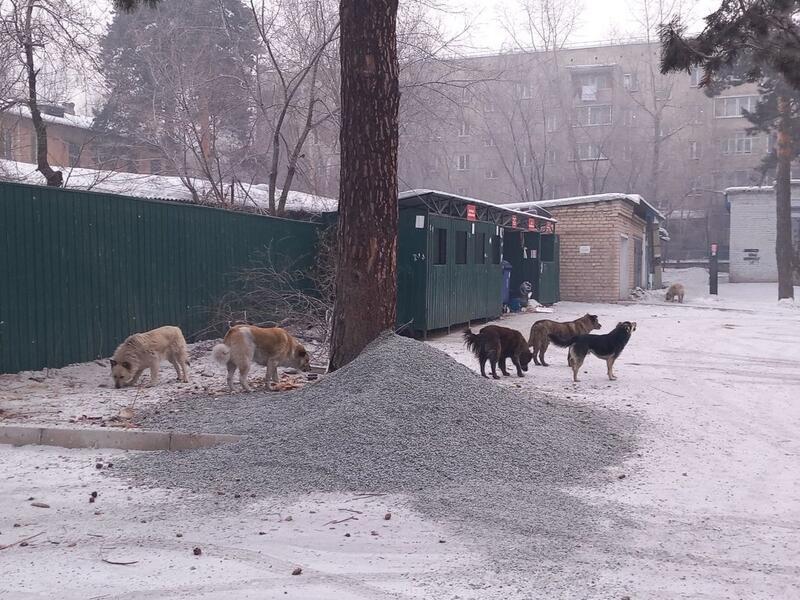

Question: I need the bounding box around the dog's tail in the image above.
[211,343,231,366]
[463,328,482,357]
[548,332,577,348]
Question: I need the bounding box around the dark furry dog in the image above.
[562,321,637,382]
[528,314,601,366]
[463,325,533,379]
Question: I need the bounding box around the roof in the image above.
[2,104,95,130]
[565,63,618,70]
[725,180,800,195]
[0,159,338,214]
[399,189,556,224]
[504,193,665,221]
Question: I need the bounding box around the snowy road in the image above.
[1,269,799,598]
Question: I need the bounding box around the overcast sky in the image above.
[439,0,722,53]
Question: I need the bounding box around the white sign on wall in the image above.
[579,245,591,254]
[415,215,425,229]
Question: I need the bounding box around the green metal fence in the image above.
[0,181,321,373]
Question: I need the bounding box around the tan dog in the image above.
[665,282,685,303]
[528,313,601,366]
[110,325,190,388]
[212,325,310,392]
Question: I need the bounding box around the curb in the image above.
[0,425,240,451]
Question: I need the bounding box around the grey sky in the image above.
[440,0,721,53]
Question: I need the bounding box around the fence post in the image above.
[709,243,718,295]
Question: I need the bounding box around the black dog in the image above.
[464,325,533,379]
[560,321,637,382]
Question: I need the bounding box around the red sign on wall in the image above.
[511,215,518,228]
[466,204,477,221]
[542,222,555,234]
[528,217,536,231]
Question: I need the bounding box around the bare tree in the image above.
[0,0,98,186]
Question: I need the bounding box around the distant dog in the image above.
[212,325,310,392]
[463,325,533,379]
[666,283,685,303]
[565,321,637,382]
[528,314,601,366]
[110,325,190,389]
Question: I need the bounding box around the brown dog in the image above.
[666,282,685,303]
[212,325,310,392]
[464,325,533,379]
[528,314,601,366]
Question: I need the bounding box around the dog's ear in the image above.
[630,322,637,331]
[122,361,131,370]
[297,348,307,357]
[109,359,117,367]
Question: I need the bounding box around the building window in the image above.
[689,68,701,87]
[573,143,607,161]
[521,149,531,167]
[547,183,559,199]
[68,142,81,167]
[458,121,471,137]
[483,136,495,147]
[720,132,753,155]
[546,148,557,163]
[576,104,612,126]
[545,114,558,132]
[517,82,535,99]
[714,95,758,118]
[474,232,486,264]
[456,187,468,196]
[456,154,470,171]
[150,158,162,174]
[485,168,498,180]
[434,228,447,265]
[484,100,496,113]
[30,132,37,162]
[623,72,639,91]
[126,158,138,173]
[767,133,777,154]
[455,230,468,264]
[693,105,704,124]
[461,87,471,105]
[574,72,612,90]
[689,140,699,160]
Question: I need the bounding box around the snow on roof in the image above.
[565,63,618,69]
[399,188,556,222]
[0,160,338,214]
[3,104,95,130]
[505,193,665,220]
[725,180,800,195]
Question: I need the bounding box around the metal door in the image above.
[538,234,560,305]
[427,214,451,330]
[396,210,429,332]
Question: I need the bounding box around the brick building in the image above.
[0,103,161,175]
[507,194,663,302]
[726,183,800,283]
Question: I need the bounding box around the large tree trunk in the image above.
[328,0,399,371]
[23,1,62,188]
[775,96,794,300]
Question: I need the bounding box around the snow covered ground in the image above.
[2,269,799,598]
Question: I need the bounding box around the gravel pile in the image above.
[117,333,636,564]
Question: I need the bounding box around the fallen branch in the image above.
[337,508,363,514]
[0,531,45,550]
[323,516,358,526]
[101,557,139,566]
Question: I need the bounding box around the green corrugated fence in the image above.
[0,181,321,373]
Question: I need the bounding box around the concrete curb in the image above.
[0,425,240,451]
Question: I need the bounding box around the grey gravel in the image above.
[116,333,637,566]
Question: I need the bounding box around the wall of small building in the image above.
[728,185,800,283]
[548,200,646,302]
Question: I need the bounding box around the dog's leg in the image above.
[499,356,511,376]
[569,349,581,382]
[489,358,500,380]
[129,368,145,386]
[239,363,253,392]
[532,339,541,366]
[540,339,550,366]
[146,357,160,387]
[607,356,617,381]
[168,356,183,382]
[479,355,489,378]
[511,356,524,377]
[226,362,236,392]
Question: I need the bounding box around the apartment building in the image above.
[394,41,774,260]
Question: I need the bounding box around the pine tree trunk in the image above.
[328,0,399,371]
[775,97,794,300]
